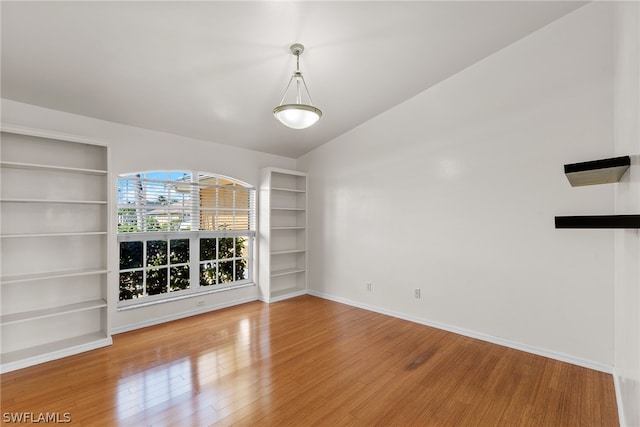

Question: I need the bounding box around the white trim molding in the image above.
[613,369,629,427]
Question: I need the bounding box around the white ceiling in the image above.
[1,1,586,158]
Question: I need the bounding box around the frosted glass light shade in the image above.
[273,104,322,130]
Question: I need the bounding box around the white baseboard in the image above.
[111,296,258,334]
[308,290,613,374]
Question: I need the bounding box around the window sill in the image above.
[116,282,256,311]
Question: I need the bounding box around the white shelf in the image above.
[271,207,306,211]
[0,161,107,175]
[272,187,306,193]
[1,231,107,238]
[0,198,107,204]
[1,268,108,284]
[1,299,107,326]
[272,226,306,230]
[0,332,112,370]
[271,248,307,255]
[271,268,306,277]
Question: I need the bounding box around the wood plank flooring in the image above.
[1,295,619,426]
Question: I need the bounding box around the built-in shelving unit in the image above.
[259,168,307,302]
[0,126,112,373]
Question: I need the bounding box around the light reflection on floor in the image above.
[115,314,270,423]
[116,357,193,419]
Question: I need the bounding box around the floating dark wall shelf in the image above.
[564,156,630,187]
[556,155,638,228]
[555,215,640,229]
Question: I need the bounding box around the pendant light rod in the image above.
[293,44,302,72]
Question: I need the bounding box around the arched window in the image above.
[117,171,255,307]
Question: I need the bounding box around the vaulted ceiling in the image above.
[1,1,585,158]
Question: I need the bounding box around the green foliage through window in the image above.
[198,237,247,287]
[119,237,193,301]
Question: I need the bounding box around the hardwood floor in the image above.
[1,295,619,426]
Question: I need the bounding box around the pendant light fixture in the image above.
[273,43,322,130]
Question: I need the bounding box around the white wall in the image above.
[298,3,615,369]
[1,99,296,332]
[613,1,640,425]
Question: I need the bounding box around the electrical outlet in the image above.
[366,282,372,292]
[197,300,205,306]
[414,289,421,299]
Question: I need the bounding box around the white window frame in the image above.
[117,171,255,308]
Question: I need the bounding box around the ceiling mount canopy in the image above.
[273,43,322,130]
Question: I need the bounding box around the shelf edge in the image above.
[555,215,640,229]
[1,267,109,284]
[1,299,108,325]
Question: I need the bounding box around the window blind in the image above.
[117,171,255,233]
